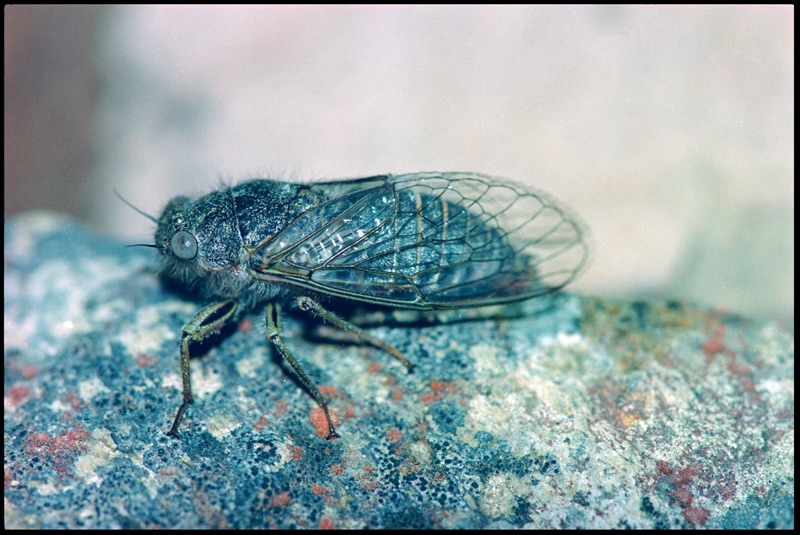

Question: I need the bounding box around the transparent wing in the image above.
[249,172,588,310]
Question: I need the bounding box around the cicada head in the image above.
[154,191,248,295]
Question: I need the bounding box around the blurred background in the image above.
[4,5,793,323]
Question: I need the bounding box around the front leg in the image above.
[167,300,238,438]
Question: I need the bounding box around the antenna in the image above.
[114,190,158,223]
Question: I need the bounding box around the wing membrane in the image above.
[250,173,587,310]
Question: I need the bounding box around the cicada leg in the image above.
[296,296,415,371]
[167,300,238,438]
[266,302,340,440]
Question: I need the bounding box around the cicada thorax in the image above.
[153,182,319,300]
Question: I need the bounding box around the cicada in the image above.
[131,172,588,439]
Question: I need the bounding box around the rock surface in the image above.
[4,213,793,529]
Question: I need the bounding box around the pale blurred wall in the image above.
[5,5,106,222]
[5,6,793,323]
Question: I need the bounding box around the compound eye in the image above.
[170,230,198,260]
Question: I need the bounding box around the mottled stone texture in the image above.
[4,214,793,529]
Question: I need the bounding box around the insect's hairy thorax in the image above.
[155,181,328,301]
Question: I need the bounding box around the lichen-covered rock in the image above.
[4,213,793,529]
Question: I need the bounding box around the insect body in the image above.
[148,172,587,438]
